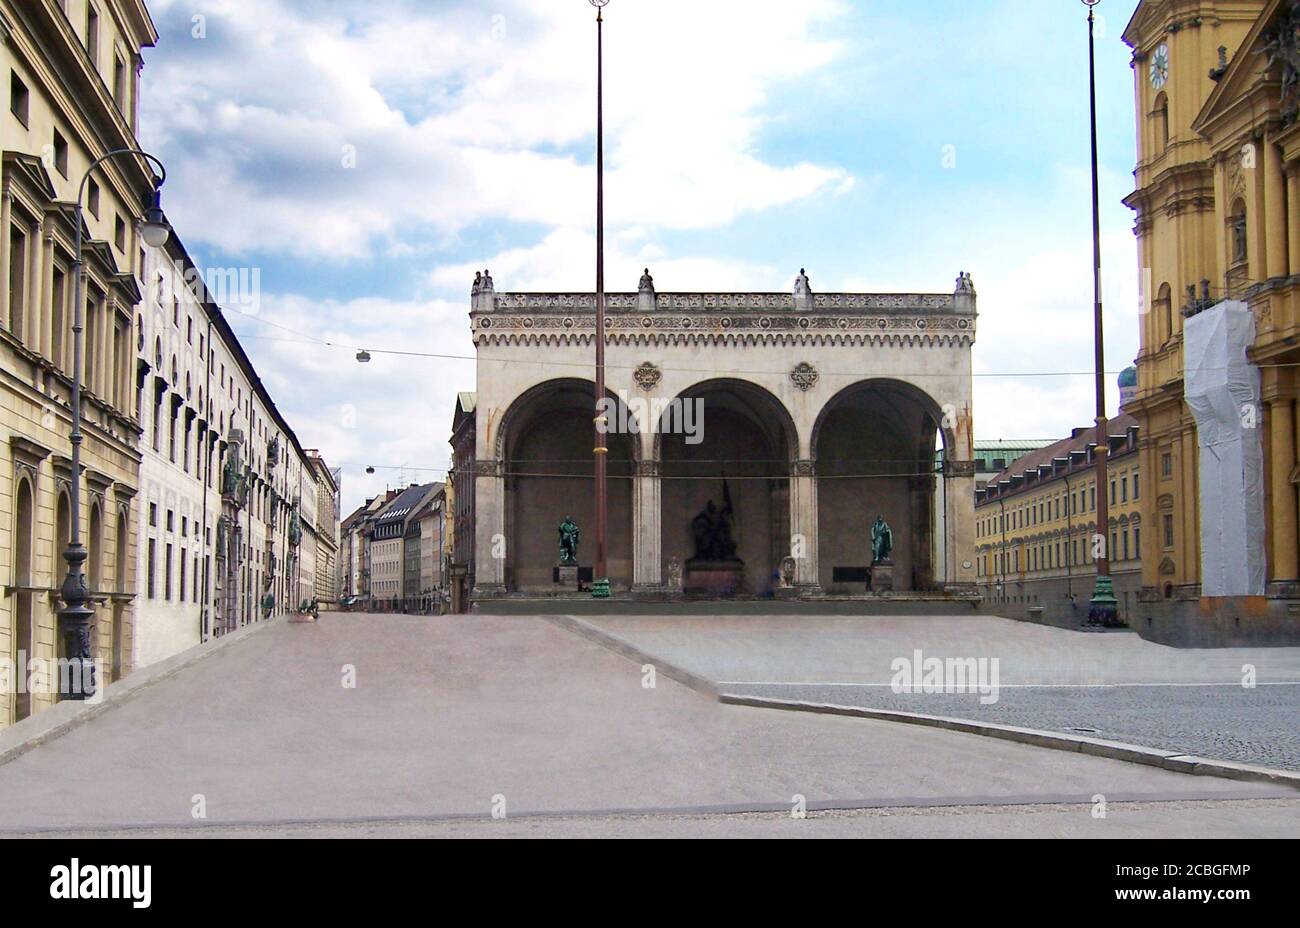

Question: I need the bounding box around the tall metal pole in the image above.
[61,148,169,698]
[1084,0,1118,627]
[591,0,611,599]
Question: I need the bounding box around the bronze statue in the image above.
[690,481,738,562]
[558,516,580,565]
[871,515,894,564]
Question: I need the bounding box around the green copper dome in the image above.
[1118,366,1138,388]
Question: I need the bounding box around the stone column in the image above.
[26,216,42,348]
[40,227,54,361]
[0,191,11,329]
[1264,135,1288,280]
[943,459,978,593]
[473,459,507,596]
[631,460,662,593]
[789,460,820,593]
[1288,164,1300,276]
[1265,375,1298,584]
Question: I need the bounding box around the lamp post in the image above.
[60,149,170,699]
[590,0,611,599]
[1083,0,1119,627]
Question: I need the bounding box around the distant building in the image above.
[448,393,475,613]
[976,372,1143,627]
[307,452,340,607]
[368,483,437,612]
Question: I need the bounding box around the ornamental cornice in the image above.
[474,331,975,350]
[489,292,963,313]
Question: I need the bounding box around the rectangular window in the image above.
[147,539,156,599]
[8,225,27,339]
[86,5,100,67]
[10,71,29,126]
[179,549,187,603]
[114,214,126,252]
[1163,514,1174,549]
[87,179,100,218]
[149,503,157,527]
[113,55,127,107]
[52,129,69,177]
[1090,487,1096,511]
[1133,473,1140,500]
[1110,480,1117,506]
[166,509,174,533]
[1161,453,1172,479]
[165,543,173,601]
[1121,476,1128,503]
[1134,527,1141,558]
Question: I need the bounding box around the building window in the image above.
[87,179,100,218]
[1161,452,1172,479]
[1110,479,1117,506]
[145,538,157,598]
[1132,473,1140,500]
[10,71,29,127]
[1121,476,1128,502]
[1090,486,1096,511]
[149,503,157,527]
[114,214,126,252]
[86,5,100,67]
[1163,514,1175,549]
[1153,91,1169,155]
[1134,527,1141,558]
[113,54,127,107]
[166,509,174,533]
[164,543,173,600]
[179,549,187,603]
[52,129,69,177]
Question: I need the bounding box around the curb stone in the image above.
[0,617,279,770]
[719,695,1300,791]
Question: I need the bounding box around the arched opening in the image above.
[112,508,128,682]
[658,380,795,597]
[499,379,636,592]
[1153,92,1169,155]
[812,380,946,593]
[88,501,102,659]
[12,478,35,722]
[1156,282,1173,344]
[54,489,70,678]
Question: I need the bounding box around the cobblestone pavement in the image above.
[721,683,1300,771]
[581,614,1300,771]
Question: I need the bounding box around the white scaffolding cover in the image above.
[1183,301,1266,597]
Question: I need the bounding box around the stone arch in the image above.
[656,378,797,597]
[11,475,36,722]
[811,379,948,593]
[495,378,638,593]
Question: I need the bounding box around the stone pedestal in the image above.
[870,561,894,593]
[684,560,744,598]
[554,565,580,590]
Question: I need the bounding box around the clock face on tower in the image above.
[1150,43,1170,90]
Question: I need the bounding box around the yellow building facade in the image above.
[976,411,1144,626]
[1124,0,1300,644]
[1,0,159,726]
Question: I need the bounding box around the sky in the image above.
[137,0,1145,514]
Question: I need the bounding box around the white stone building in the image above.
[133,233,319,665]
[469,269,979,601]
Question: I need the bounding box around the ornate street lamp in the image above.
[1083,0,1119,627]
[61,149,170,699]
[590,0,612,599]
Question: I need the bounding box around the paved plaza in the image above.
[582,614,1300,770]
[0,612,1295,838]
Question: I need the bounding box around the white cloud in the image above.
[141,0,854,259]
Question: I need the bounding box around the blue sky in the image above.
[137,0,1145,513]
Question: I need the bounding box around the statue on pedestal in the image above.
[690,484,738,563]
[558,516,580,566]
[871,515,894,564]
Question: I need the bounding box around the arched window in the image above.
[1156,282,1172,344]
[1153,92,1169,155]
[1230,199,1248,266]
[154,336,163,370]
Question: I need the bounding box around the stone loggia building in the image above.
[468,269,978,602]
